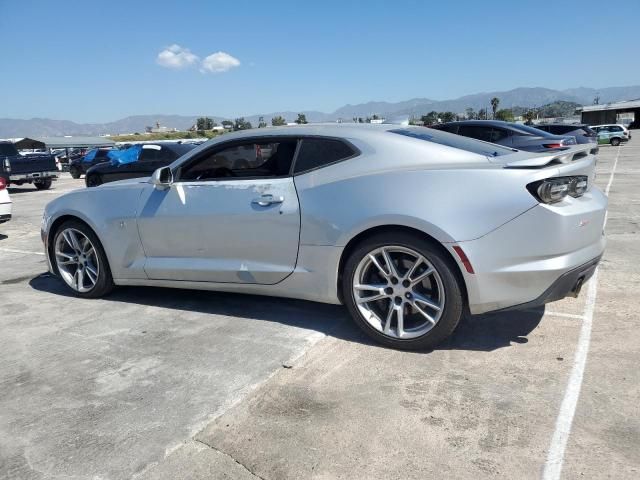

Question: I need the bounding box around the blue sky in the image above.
[1,0,639,122]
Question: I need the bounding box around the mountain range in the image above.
[2,85,639,138]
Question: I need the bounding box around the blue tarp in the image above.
[107,145,142,165]
[81,149,97,163]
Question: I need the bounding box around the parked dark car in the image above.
[69,148,114,178]
[85,143,197,187]
[0,141,58,190]
[533,124,597,144]
[56,148,87,167]
[429,120,577,152]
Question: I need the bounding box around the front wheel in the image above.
[52,220,114,298]
[34,178,52,190]
[69,166,81,179]
[611,137,621,146]
[342,232,464,350]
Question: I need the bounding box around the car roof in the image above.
[186,123,417,149]
[204,123,400,140]
[437,120,515,128]
[538,123,587,127]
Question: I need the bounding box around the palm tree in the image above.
[490,97,500,119]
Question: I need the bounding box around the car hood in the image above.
[98,176,151,188]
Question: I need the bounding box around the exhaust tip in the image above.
[570,276,585,298]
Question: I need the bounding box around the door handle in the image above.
[252,194,284,206]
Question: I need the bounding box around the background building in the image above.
[579,99,639,126]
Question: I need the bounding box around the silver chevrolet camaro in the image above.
[41,124,606,350]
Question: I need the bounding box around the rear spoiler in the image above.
[503,144,599,169]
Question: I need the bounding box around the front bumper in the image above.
[456,186,607,314]
[0,200,11,223]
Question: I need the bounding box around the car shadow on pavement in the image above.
[29,273,544,353]
[439,309,544,352]
[7,187,41,194]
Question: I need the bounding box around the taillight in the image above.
[527,176,589,204]
[543,143,563,149]
[0,177,6,190]
[3,157,10,173]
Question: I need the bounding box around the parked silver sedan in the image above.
[41,124,606,350]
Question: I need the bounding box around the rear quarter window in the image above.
[293,138,357,174]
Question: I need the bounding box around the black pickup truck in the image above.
[0,141,58,190]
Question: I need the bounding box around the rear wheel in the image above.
[52,220,113,298]
[342,232,464,350]
[69,166,81,179]
[34,178,52,190]
[86,173,102,187]
[611,137,621,146]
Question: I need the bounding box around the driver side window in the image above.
[179,139,298,181]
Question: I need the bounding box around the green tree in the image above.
[495,109,514,122]
[440,111,456,123]
[233,117,252,131]
[490,97,500,119]
[196,117,215,130]
[372,114,380,120]
[295,113,308,124]
[221,120,234,130]
[271,116,286,126]
[258,116,267,128]
[465,108,476,120]
[420,111,439,125]
[523,109,536,125]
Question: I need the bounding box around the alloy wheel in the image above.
[54,228,100,293]
[352,245,445,339]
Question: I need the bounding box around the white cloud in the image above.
[200,51,241,73]
[156,44,199,69]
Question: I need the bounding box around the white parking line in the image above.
[0,247,45,256]
[543,312,585,320]
[543,145,620,480]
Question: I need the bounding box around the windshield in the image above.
[389,128,514,157]
[0,143,18,156]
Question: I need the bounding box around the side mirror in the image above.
[150,166,173,189]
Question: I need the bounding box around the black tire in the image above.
[610,137,621,146]
[341,231,464,350]
[70,166,81,179]
[86,174,102,187]
[34,178,52,190]
[52,219,114,298]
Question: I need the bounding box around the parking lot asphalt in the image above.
[1,141,638,479]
